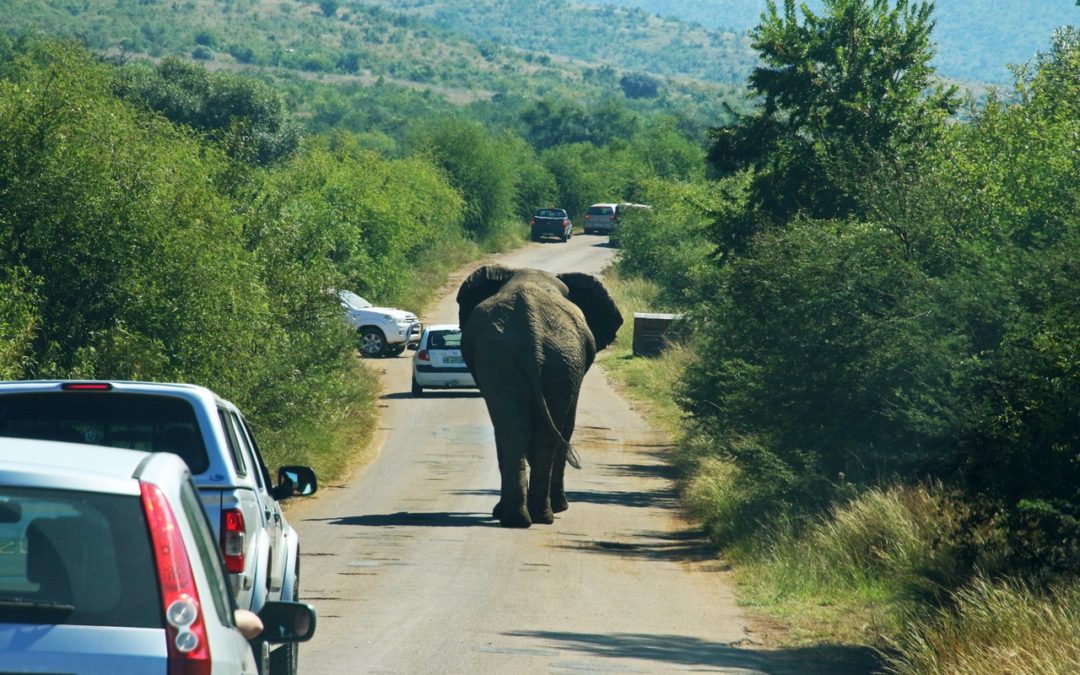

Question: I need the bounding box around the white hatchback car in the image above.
[411,324,477,395]
[0,439,315,674]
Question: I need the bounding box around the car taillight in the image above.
[563,219,570,226]
[221,508,245,574]
[141,482,211,675]
[417,349,430,362]
[530,218,536,225]
[584,214,590,220]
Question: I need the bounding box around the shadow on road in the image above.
[306,511,492,527]
[557,528,721,564]
[382,391,483,400]
[502,630,884,674]
[566,486,678,510]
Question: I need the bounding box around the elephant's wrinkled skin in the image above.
[457,265,623,528]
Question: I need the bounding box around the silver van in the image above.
[583,203,619,234]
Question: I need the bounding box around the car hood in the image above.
[349,306,417,321]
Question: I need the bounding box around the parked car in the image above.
[529,207,573,242]
[0,380,317,675]
[582,202,619,234]
[0,438,316,675]
[411,324,477,395]
[339,290,422,358]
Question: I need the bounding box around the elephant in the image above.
[456,264,623,528]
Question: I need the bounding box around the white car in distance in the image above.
[339,290,422,358]
[411,325,477,396]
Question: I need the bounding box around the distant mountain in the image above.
[595,0,1079,83]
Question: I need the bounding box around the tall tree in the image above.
[708,0,958,235]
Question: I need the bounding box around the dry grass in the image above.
[886,577,1080,675]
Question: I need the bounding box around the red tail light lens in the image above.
[221,508,245,574]
[141,482,211,675]
[563,219,570,226]
[61,382,112,391]
[417,349,430,362]
[530,218,536,225]
[584,214,590,220]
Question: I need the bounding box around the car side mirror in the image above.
[273,465,318,500]
[255,601,317,644]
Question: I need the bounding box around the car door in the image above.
[229,411,287,600]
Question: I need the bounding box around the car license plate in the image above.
[443,355,462,364]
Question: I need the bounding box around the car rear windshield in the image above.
[587,206,614,215]
[0,487,162,628]
[0,393,210,473]
[536,209,566,218]
[427,330,463,350]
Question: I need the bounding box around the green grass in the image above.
[597,270,691,434]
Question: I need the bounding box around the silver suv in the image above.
[0,380,317,675]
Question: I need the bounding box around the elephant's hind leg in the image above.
[480,382,533,528]
[527,448,555,525]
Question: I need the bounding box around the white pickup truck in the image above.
[339,290,422,358]
[0,380,317,675]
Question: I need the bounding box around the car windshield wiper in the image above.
[0,597,76,618]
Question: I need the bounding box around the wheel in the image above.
[268,567,300,675]
[359,328,387,358]
[386,344,406,357]
[411,377,423,396]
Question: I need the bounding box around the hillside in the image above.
[597,0,1079,83]
[0,0,754,113]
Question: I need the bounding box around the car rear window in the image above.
[536,209,566,218]
[0,393,210,473]
[0,487,162,628]
[587,206,614,215]
[427,330,463,350]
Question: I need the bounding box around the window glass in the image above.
[427,330,462,350]
[0,393,209,473]
[586,205,614,215]
[218,409,247,477]
[238,417,274,494]
[0,487,161,628]
[228,412,264,490]
[180,480,234,625]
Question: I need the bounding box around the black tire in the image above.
[359,328,387,358]
[411,377,423,396]
[386,344,406,357]
[268,567,300,675]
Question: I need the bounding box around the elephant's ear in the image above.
[457,264,516,326]
[557,272,624,351]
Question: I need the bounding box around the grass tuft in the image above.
[886,577,1080,674]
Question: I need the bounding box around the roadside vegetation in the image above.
[605,1,1079,671]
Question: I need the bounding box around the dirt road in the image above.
[289,235,776,673]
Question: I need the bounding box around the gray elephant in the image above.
[456,265,623,528]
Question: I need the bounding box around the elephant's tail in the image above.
[566,443,581,470]
[524,361,582,470]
